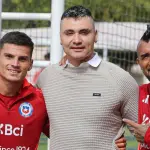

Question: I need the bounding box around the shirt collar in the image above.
[64,52,101,68]
[87,52,101,67]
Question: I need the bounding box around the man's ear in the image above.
[95,30,98,43]
[28,59,33,71]
[136,58,139,65]
[60,31,63,45]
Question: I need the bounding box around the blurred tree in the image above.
[2,0,51,28]
[3,0,51,13]
[66,0,150,22]
[2,0,150,29]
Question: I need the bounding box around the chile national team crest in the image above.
[19,102,33,118]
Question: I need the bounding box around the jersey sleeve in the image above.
[42,116,50,138]
[120,72,139,134]
[35,88,50,138]
[144,127,150,146]
[138,85,147,124]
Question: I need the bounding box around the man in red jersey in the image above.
[0,31,49,150]
[119,25,150,149]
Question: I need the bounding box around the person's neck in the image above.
[0,78,23,97]
[68,52,95,67]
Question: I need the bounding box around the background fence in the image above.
[1,0,150,149]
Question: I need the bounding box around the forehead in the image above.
[60,17,95,31]
[137,41,150,54]
[0,43,31,57]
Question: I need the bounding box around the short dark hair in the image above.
[140,24,150,42]
[0,31,34,56]
[61,5,93,20]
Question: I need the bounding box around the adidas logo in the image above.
[142,114,150,124]
[142,95,149,104]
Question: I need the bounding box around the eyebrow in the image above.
[4,53,30,59]
[140,53,150,57]
[64,29,74,32]
[19,56,30,59]
[4,52,12,55]
[64,28,92,32]
[80,28,91,31]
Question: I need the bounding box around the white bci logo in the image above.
[0,124,23,136]
[16,146,30,150]
[0,146,30,150]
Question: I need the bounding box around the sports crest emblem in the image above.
[19,102,33,117]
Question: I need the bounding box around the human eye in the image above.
[4,53,13,59]
[19,56,29,62]
[141,53,150,60]
[64,30,74,36]
[80,29,91,35]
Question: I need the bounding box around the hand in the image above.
[59,55,67,66]
[123,118,150,143]
[115,136,126,150]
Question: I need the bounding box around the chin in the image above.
[6,77,22,83]
[73,54,86,59]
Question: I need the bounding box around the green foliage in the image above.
[66,0,150,22]
[3,0,51,12]
[2,0,150,29]
[2,0,51,29]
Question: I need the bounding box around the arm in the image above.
[110,68,138,148]
[120,73,139,134]
[123,118,150,145]
[145,127,150,146]
[36,88,50,138]
[42,117,50,138]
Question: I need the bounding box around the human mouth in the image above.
[8,69,20,74]
[71,47,84,51]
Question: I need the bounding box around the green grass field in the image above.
[38,143,47,150]
[38,128,138,150]
[125,127,138,150]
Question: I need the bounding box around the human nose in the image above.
[73,33,82,44]
[12,58,19,67]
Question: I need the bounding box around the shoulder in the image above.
[29,85,44,101]
[39,63,61,77]
[27,86,48,117]
[100,61,138,98]
[34,88,44,99]
[140,83,150,90]
[101,61,126,72]
[101,60,135,81]
[36,63,60,88]
[139,83,150,95]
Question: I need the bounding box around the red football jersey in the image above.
[138,83,150,150]
[0,79,49,150]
